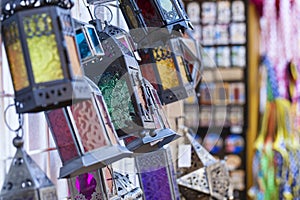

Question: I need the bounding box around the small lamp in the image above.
[45,77,132,178]
[176,132,233,200]
[1,0,90,113]
[74,20,105,64]
[138,36,202,105]
[118,0,193,45]
[0,136,57,200]
[135,147,180,200]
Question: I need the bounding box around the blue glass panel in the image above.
[87,27,104,55]
[76,29,92,59]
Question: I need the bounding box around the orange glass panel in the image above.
[4,22,29,91]
[24,13,64,83]
[65,35,82,77]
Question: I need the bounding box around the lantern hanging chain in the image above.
[4,103,24,138]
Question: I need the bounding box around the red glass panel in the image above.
[71,100,108,152]
[135,0,164,27]
[46,109,79,163]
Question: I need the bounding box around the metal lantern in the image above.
[1,0,90,113]
[176,132,233,200]
[118,0,193,46]
[0,137,57,200]
[135,147,180,200]
[74,20,105,64]
[67,166,119,199]
[45,77,132,178]
[138,36,202,105]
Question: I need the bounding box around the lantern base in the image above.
[59,145,132,178]
[15,80,90,113]
[125,128,181,153]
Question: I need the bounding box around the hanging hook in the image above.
[4,103,24,138]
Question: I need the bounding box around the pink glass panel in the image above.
[75,173,98,200]
[46,109,79,163]
[71,100,108,152]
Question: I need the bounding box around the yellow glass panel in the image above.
[177,56,189,84]
[156,57,179,90]
[65,36,82,77]
[4,23,29,91]
[25,14,64,83]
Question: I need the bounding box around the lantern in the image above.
[135,147,180,200]
[67,166,119,199]
[74,20,105,64]
[45,77,132,178]
[176,132,233,200]
[138,36,202,105]
[0,136,57,200]
[1,0,90,113]
[117,0,193,46]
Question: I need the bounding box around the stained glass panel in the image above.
[135,0,164,27]
[24,13,64,83]
[157,0,180,22]
[65,35,82,77]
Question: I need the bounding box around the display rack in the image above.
[182,0,248,199]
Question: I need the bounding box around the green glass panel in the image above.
[4,22,29,91]
[24,13,64,84]
[98,72,135,131]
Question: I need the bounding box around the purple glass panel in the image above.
[75,173,97,200]
[70,100,108,152]
[141,167,172,200]
[46,109,79,163]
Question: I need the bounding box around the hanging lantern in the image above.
[1,0,90,113]
[0,136,57,200]
[45,77,132,178]
[67,166,119,199]
[113,171,143,199]
[176,132,233,200]
[135,147,180,200]
[117,0,193,46]
[138,36,202,105]
[74,20,105,64]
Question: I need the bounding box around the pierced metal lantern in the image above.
[138,37,202,104]
[74,20,105,64]
[45,77,132,178]
[1,0,90,113]
[67,166,119,199]
[114,171,143,199]
[0,137,57,200]
[118,0,193,45]
[176,132,233,200]
[135,147,180,200]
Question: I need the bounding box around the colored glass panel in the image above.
[4,22,29,91]
[76,29,92,60]
[98,72,136,131]
[87,27,104,55]
[177,56,189,84]
[126,5,139,28]
[24,13,64,83]
[46,109,79,163]
[135,0,164,27]
[70,100,108,152]
[65,35,82,77]
[155,58,179,90]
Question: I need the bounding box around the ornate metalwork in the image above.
[114,172,143,200]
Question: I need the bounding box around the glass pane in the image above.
[135,0,164,27]
[70,100,108,152]
[177,56,189,84]
[76,29,92,60]
[157,0,180,22]
[98,71,136,132]
[87,27,104,55]
[3,22,29,91]
[24,13,64,84]
[153,48,179,90]
[126,5,139,28]
[65,35,82,77]
[46,109,79,163]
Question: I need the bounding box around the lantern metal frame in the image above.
[1,0,90,113]
[117,0,193,46]
[45,78,132,178]
[0,136,57,200]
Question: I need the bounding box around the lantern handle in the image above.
[4,103,24,137]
